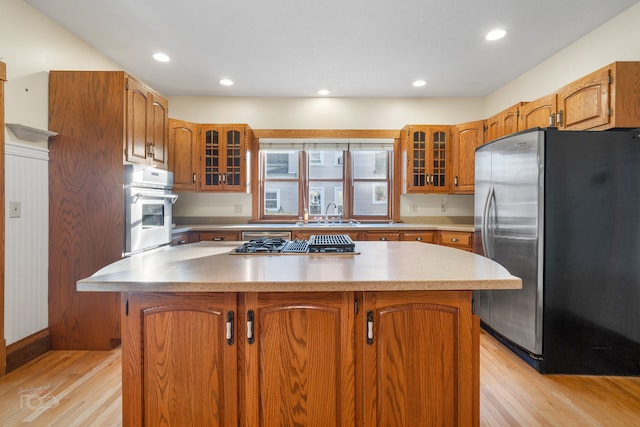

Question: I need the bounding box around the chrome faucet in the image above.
[324,202,337,224]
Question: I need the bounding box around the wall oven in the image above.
[125,165,177,256]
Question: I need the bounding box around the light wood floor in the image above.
[1,331,638,426]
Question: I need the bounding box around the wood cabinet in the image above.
[438,230,473,251]
[400,230,436,243]
[402,125,451,194]
[199,124,253,192]
[519,93,557,131]
[238,292,355,427]
[365,231,400,241]
[125,76,169,169]
[197,231,241,241]
[359,291,477,426]
[486,102,526,142]
[168,119,198,191]
[49,71,136,350]
[556,61,640,130]
[171,231,194,246]
[0,61,6,375]
[121,290,478,426]
[452,120,485,194]
[122,292,238,427]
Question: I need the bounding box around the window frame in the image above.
[258,145,394,222]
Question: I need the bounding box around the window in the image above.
[265,189,280,211]
[259,141,393,221]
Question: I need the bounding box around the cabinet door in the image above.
[169,119,198,191]
[359,291,476,427]
[122,292,238,427]
[126,77,151,165]
[239,292,355,427]
[452,121,484,194]
[485,114,500,143]
[557,66,611,130]
[149,93,168,169]
[200,125,248,192]
[404,126,451,194]
[519,94,557,130]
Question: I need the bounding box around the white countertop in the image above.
[77,241,520,293]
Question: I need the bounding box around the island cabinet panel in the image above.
[358,291,477,427]
[122,292,238,427]
[238,292,356,427]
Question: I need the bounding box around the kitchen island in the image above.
[78,240,520,427]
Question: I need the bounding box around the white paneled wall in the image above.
[5,140,49,345]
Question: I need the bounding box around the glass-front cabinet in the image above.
[199,125,252,192]
[402,125,451,193]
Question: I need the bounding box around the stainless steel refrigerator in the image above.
[474,127,640,375]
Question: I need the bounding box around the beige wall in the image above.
[484,2,640,116]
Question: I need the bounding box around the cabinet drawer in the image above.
[400,231,436,243]
[365,231,400,241]
[438,231,472,248]
[171,232,192,246]
[197,231,240,242]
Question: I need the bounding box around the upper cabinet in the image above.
[125,76,169,169]
[486,102,526,143]
[168,122,254,193]
[519,93,557,130]
[169,119,198,191]
[556,62,640,130]
[402,125,451,194]
[198,124,253,192]
[517,62,640,133]
[452,120,485,194]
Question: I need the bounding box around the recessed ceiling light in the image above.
[486,29,506,41]
[317,89,330,96]
[412,80,427,87]
[152,52,170,62]
[220,79,234,86]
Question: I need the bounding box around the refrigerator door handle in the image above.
[482,186,495,258]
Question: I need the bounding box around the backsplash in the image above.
[172,192,474,224]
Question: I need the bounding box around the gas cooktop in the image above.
[231,235,357,254]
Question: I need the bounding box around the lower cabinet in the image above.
[122,290,477,426]
[122,292,238,426]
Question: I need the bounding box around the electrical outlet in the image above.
[409,204,418,213]
[9,201,22,218]
[234,204,243,214]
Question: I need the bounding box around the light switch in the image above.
[9,201,21,218]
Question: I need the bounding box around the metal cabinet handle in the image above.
[454,176,459,186]
[192,172,197,183]
[451,237,459,242]
[556,110,564,127]
[247,310,255,344]
[226,311,234,345]
[380,237,387,241]
[416,237,423,241]
[366,311,374,345]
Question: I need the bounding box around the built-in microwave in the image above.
[124,165,177,256]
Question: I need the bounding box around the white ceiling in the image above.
[26,0,640,98]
